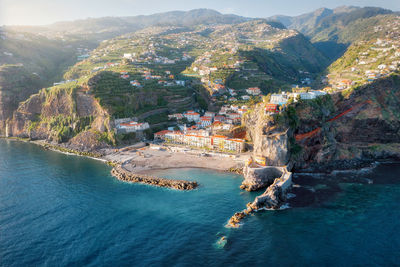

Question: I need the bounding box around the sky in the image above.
[1,0,399,26]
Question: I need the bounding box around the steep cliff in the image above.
[244,73,400,172]
[243,104,292,166]
[7,83,114,151]
[293,74,400,171]
[0,65,43,135]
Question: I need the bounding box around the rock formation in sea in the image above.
[229,165,293,228]
[240,165,284,191]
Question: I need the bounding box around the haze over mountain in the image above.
[4,9,251,40]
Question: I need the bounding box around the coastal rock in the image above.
[226,167,243,174]
[229,169,292,228]
[7,86,113,151]
[250,171,292,210]
[243,105,289,166]
[241,165,284,191]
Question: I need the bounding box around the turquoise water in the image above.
[1,139,400,266]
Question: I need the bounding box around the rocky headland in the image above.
[228,164,293,228]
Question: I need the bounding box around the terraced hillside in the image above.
[270,6,394,60]
[322,15,400,93]
[64,20,327,118]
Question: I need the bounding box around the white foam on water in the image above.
[279,203,290,210]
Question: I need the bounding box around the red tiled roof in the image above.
[266,103,278,108]
[120,121,142,126]
[227,138,245,143]
[212,135,228,139]
[155,130,171,136]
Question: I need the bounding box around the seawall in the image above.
[111,166,198,190]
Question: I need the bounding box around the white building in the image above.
[270,94,289,105]
[184,111,200,122]
[200,116,212,127]
[227,113,240,119]
[246,87,261,95]
[204,111,215,118]
[175,80,185,86]
[117,121,150,133]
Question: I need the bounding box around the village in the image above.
[59,20,400,164]
[113,83,328,157]
[323,16,400,91]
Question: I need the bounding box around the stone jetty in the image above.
[111,166,198,190]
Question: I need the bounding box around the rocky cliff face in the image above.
[243,105,290,166]
[293,74,400,171]
[244,74,400,172]
[7,85,113,151]
[0,65,43,135]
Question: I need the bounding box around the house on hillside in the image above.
[246,87,261,95]
[183,111,200,122]
[154,130,172,140]
[214,115,226,122]
[200,116,212,127]
[130,80,141,87]
[117,121,150,133]
[204,111,215,118]
[265,103,279,113]
[175,80,185,86]
[270,93,289,105]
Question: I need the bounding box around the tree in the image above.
[263,93,271,103]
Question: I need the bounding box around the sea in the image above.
[1,139,399,266]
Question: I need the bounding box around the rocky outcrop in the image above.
[243,105,290,166]
[243,75,400,173]
[249,171,292,209]
[7,85,113,151]
[228,168,293,228]
[293,75,400,171]
[111,166,198,190]
[240,165,284,191]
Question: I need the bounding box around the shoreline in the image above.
[0,137,244,189]
[136,166,243,175]
[4,137,398,174]
[114,144,249,175]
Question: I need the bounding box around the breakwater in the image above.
[111,166,198,190]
